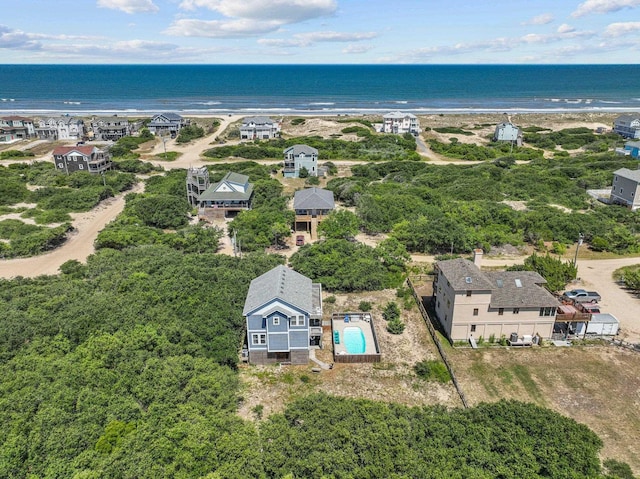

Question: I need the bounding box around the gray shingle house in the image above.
[613,114,640,139]
[239,116,280,140]
[283,144,318,178]
[243,265,323,365]
[197,171,253,219]
[293,187,335,238]
[611,168,640,210]
[148,113,188,137]
[433,252,559,342]
[52,145,112,174]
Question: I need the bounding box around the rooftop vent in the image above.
[465,277,472,284]
[496,279,504,288]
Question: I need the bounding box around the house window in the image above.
[437,301,440,309]
[470,324,476,332]
[78,164,84,170]
[513,308,520,314]
[466,290,472,297]
[498,308,504,316]
[291,315,305,326]
[273,317,280,326]
[447,299,450,309]
[58,163,63,168]
[539,307,555,317]
[473,308,479,316]
[620,188,624,195]
[251,333,266,345]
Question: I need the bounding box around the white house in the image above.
[0,116,36,142]
[610,168,640,210]
[36,117,84,140]
[613,114,640,139]
[240,116,280,140]
[147,113,189,137]
[380,111,420,135]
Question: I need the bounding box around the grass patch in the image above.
[511,364,544,403]
[152,151,181,161]
[469,358,500,398]
[432,127,474,136]
[0,149,35,160]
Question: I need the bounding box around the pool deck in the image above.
[332,312,379,356]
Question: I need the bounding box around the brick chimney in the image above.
[473,249,483,268]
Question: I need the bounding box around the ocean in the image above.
[0,64,639,115]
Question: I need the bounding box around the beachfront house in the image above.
[240,116,281,140]
[380,111,421,135]
[197,171,253,220]
[90,116,131,141]
[243,265,323,365]
[147,113,188,138]
[36,117,85,141]
[0,116,36,142]
[433,251,559,343]
[493,121,523,145]
[52,145,112,174]
[283,144,318,178]
[293,187,335,239]
[610,168,640,211]
[613,114,640,139]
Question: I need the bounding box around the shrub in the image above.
[358,301,372,311]
[176,124,205,144]
[324,295,337,304]
[382,301,400,321]
[386,318,405,335]
[414,360,451,383]
[305,176,320,186]
[291,118,306,126]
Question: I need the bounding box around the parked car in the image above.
[563,289,601,303]
[296,235,305,246]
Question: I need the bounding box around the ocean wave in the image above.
[309,102,335,106]
[195,101,221,105]
[395,101,408,104]
[63,101,81,105]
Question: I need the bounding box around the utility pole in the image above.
[573,233,584,266]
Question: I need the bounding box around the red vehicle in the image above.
[296,235,305,246]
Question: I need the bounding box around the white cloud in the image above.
[165,18,281,37]
[178,0,336,23]
[97,0,159,14]
[557,24,576,33]
[342,44,372,54]
[258,31,376,48]
[604,21,640,36]
[523,13,554,25]
[572,0,640,17]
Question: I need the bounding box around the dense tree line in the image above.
[289,239,407,291]
[326,154,640,254]
[204,133,419,161]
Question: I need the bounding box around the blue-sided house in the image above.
[243,265,323,365]
[283,144,318,178]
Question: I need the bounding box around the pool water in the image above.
[343,326,366,354]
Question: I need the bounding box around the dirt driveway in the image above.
[0,182,143,279]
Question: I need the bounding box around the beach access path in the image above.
[0,182,143,279]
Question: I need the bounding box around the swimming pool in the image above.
[343,326,366,354]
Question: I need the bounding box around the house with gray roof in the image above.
[615,140,640,159]
[613,114,640,139]
[380,111,420,135]
[240,116,280,141]
[610,168,640,210]
[36,117,84,140]
[197,172,253,219]
[283,144,318,178]
[433,250,559,342]
[293,187,335,238]
[90,116,131,141]
[493,121,522,145]
[148,112,188,137]
[243,265,323,364]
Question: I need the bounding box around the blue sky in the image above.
[1,0,640,63]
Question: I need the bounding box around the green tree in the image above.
[317,210,360,240]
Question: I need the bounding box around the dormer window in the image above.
[273,317,280,326]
